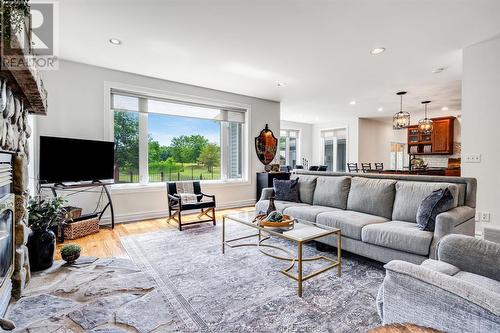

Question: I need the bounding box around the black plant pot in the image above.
[27,229,56,271]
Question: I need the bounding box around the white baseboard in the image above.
[99,199,256,225]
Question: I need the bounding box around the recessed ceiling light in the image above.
[432,67,446,74]
[441,106,449,111]
[109,38,122,45]
[370,47,386,55]
[349,100,356,105]
[377,107,383,112]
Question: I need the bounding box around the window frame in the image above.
[279,129,300,167]
[104,82,251,188]
[320,127,348,172]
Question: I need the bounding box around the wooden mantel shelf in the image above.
[1,33,48,115]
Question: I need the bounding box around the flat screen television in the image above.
[39,136,115,184]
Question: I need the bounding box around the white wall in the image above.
[312,117,359,166]
[37,60,280,223]
[358,118,397,167]
[462,36,500,229]
[280,120,313,165]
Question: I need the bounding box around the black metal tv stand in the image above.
[40,181,115,229]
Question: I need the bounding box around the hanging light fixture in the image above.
[418,100,433,135]
[393,91,410,129]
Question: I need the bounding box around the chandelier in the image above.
[418,101,433,135]
[393,91,410,129]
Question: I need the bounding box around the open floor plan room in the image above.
[0,0,499,332]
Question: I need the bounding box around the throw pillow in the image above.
[273,178,299,202]
[416,188,454,231]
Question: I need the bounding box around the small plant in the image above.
[27,196,67,232]
[60,244,81,263]
[60,244,81,257]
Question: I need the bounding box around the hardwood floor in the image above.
[54,206,255,260]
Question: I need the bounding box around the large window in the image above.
[112,91,245,184]
[279,129,299,168]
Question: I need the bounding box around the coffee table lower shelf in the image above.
[222,215,341,297]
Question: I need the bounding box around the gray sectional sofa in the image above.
[255,170,477,264]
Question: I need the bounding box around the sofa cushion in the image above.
[454,271,500,295]
[347,177,397,219]
[416,188,456,231]
[392,181,459,223]
[283,205,341,222]
[316,210,388,240]
[313,176,351,209]
[361,221,433,256]
[255,200,309,214]
[273,178,299,202]
[290,175,317,204]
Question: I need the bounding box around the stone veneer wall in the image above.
[1,78,33,298]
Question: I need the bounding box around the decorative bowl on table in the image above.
[254,211,295,230]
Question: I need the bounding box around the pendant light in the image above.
[418,101,433,135]
[393,91,410,129]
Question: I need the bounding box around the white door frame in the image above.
[320,127,347,172]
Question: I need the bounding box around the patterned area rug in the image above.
[121,222,385,332]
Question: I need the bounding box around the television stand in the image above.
[40,181,115,230]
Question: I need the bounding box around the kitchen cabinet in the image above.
[407,116,455,155]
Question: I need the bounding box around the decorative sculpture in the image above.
[254,124,278,165]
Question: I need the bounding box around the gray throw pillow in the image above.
[273,178,299,202]
[416,188,454,231]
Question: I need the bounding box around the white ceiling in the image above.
[56,0,500,124]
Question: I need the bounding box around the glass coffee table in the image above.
[222,211,341,297]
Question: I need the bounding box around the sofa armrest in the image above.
[259,187,275,201]
[379,260,500,326]
[434,206,475,239]
[437,234,500,281]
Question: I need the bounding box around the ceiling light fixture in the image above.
[377,107,383,112]
[432,67,445,74]
[393,91,410,130]
[349,100,356,105]
[109,38,122,45]
[441,106,449,111]
[370,47,386,55]
[418,101,434,135]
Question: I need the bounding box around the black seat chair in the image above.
[295,165,304,169]
[166,181,216,231]
[361,163,372,173]
[374,163,384,171]
[347,163,359,173]
[280,165,291,173]
[309,166,319,171]
[317,165,328,171]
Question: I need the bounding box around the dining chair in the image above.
[347,163,359,173]
[361,163,372,173]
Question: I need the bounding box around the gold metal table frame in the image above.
[222,213,341,297]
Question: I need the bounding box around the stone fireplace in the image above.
[0,78,33,313]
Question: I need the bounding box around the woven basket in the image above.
[63,218,99,240]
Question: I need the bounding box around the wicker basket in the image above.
[63,218,99,240]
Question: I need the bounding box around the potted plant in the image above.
[60,244,81,264]
[27,196,66,271]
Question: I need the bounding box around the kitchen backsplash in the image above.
[421,142,461,168]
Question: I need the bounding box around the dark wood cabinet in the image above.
[407,116,455,155]
[432,117,454,153]
[256,172,290,200]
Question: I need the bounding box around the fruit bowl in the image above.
[254,213,294,229]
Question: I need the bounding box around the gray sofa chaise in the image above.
[377,234,500,332]
[255,170,477,264]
